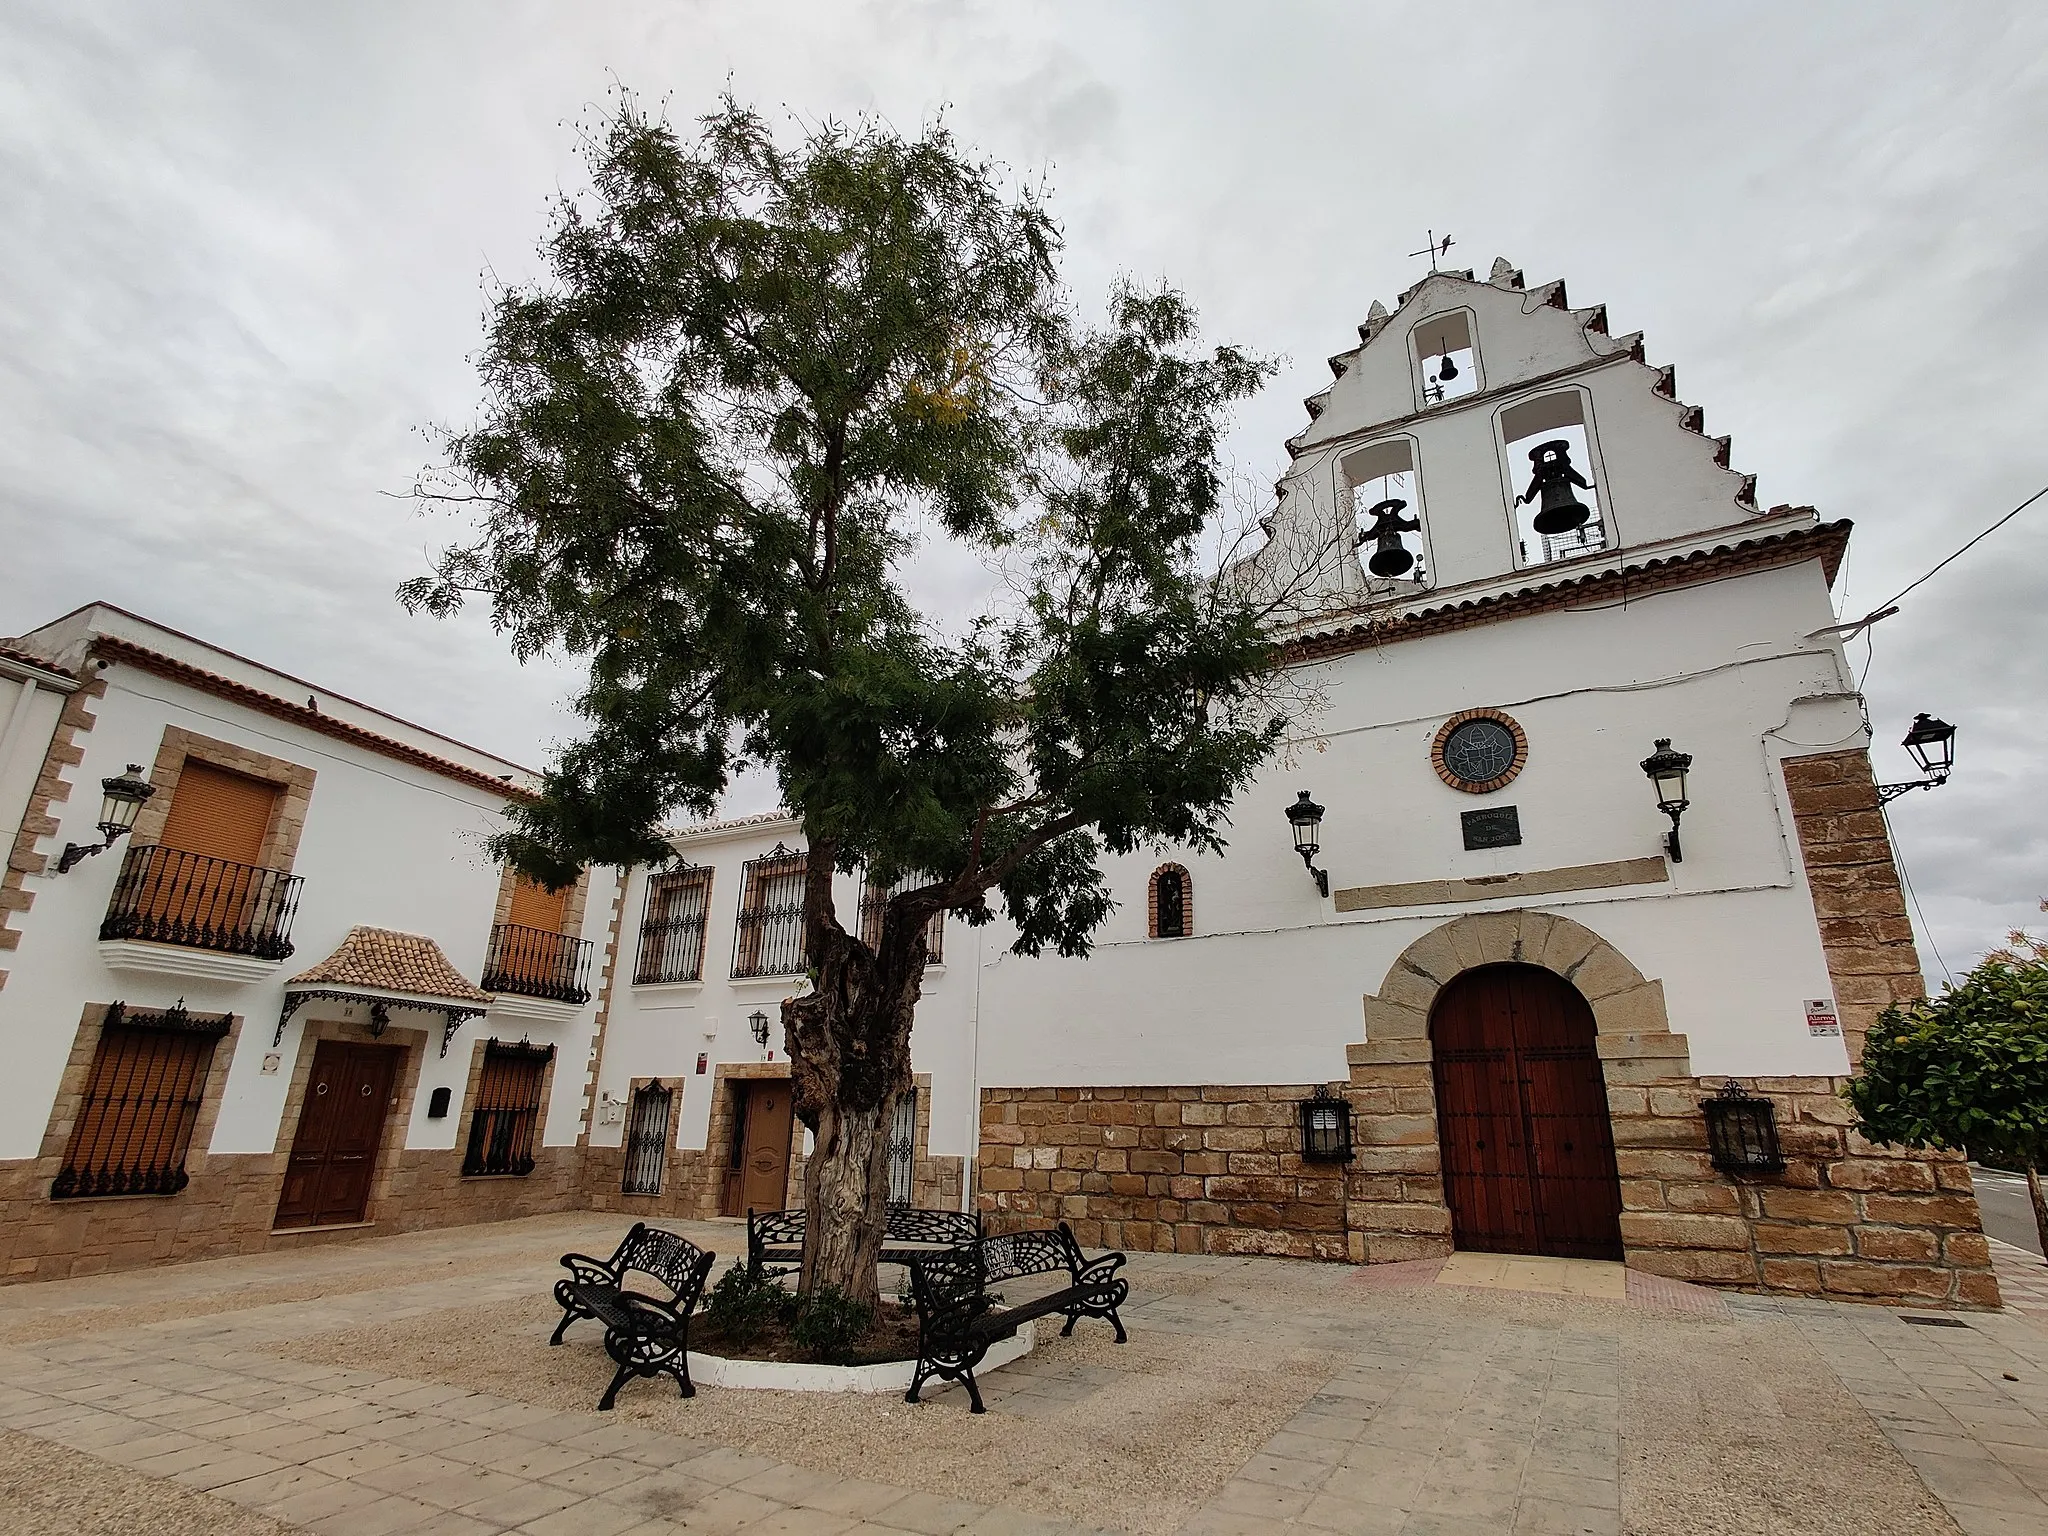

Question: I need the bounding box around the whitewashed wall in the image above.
[593,829,983,1165]
[0,652,607,1160]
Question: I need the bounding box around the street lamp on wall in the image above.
[1638,739,1692,863]
[1285,791,1329,898]
[749,1009,771,1055]
[56,765,156,874]
[1878,713,1957,804]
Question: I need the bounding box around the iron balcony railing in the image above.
[482,921,593,1005]
[100,844,302,960]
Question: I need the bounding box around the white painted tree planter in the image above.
[686,1319,1034,1393]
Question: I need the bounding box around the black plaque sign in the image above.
[1461,805,1522,850]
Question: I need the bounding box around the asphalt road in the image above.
[1969,1164,2044,1256]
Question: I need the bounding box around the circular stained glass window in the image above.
[1431,710,1527,793]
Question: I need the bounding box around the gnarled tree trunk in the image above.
[784,848,932,1311]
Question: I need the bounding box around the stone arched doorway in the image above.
[1431,963,1623,1261]
[1344,908,1691,1266]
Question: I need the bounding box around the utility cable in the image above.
[1875,481,2048,613]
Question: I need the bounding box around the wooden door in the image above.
[1431,964,1623,1261]
[274,1042,401,1229]
[725,1081,795,1215]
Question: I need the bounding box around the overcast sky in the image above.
[3,1,2044,969]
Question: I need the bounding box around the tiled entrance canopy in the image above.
[278,925,492,1055]
[287,926,492,1003]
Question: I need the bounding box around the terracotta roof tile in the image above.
[287,926,491,1004]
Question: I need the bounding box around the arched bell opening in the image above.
[1428,962,1624,1261]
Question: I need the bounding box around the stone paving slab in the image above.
[0,1212,2040,1534]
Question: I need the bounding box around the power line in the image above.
[1875,481,2048,614]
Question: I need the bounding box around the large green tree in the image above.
[404,97,1301,1306]
[1845,926,2048,1264]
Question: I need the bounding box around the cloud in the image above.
[3,0,2043,961]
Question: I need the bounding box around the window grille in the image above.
[621,1081,673,1195]
[857,872,945,964]
[1150,864,1192,939]
[732,845,808,978]
[462,1040,552,1177]
[636,867,712,983]
[1156,870,1186,938]
[886,1088,919,1206]
[52,1002,231,1199]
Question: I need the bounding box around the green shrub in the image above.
[792,1284,872,1364]
[702,1263,796,1346]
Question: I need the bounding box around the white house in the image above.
[0,604,612,1280]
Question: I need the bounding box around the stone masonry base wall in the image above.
[976,1074,1998,1308]
[977,1085,1349,1260]
[0,1146,581,1284]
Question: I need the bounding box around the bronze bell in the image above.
[1435,349,1459,382]
[1358,497,1421,578]
[1517,439,1593,534]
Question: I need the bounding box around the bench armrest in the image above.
[1073,1251,1125,1286]
[560,1252,622,1286]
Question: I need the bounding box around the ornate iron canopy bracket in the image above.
[442,1007,485,1057]
[275,988,486,1055]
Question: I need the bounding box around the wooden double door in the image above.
[1431,964,1623,1261]
[721,1080,795,1215]
[275,1042,402,1229]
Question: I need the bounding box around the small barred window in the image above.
[1148,863,1192,939]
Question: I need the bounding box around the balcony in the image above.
[100,846,302,979]
[482,922,593,1006]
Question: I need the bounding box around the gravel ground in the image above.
[269,1279,1973,1536]
[0,1250,537,1346]
[0,1429,297,1536]
[274,1292,1335,1534]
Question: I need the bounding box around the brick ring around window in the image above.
[1431,708,1528,795]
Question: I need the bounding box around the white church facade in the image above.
[0,264,1997,1308]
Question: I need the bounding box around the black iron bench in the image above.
[905,1222,1127,1413]
[747,1205,983,1278]
[549,1221,714,1349]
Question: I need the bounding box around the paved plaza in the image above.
[0,1215,2044,1536]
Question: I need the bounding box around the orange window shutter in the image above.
[507,875,569,933]
[158,762,279,866]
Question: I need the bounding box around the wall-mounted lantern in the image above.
[749,1009,771,1053]
[1299,1085,1354,1163]
[1700,1080,1786,1175]
[56,764,156,873]
[1878,713,1957,804]
[1285,791,1330,898]
[1639,739,1692,863]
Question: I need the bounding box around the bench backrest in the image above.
[748,1209,807,1250]
[885,1206,982,1246]
[748,1205,982,1252]
[976,1224,1080,1285]
[904,1222,1084,1342]
[617,1222,715,1303]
